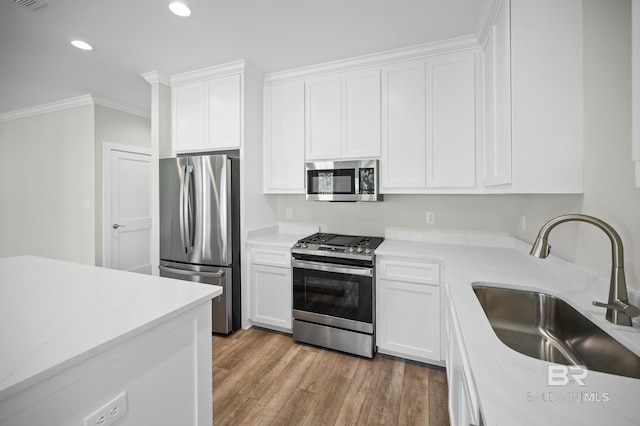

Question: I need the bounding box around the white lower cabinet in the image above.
[249,246,292,332]
[376,257,442,363]
[445,288,481,426]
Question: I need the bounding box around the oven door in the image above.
[292,258,374,334]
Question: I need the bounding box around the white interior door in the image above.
[104,144,152,274]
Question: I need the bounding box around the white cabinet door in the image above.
[250,263,292,331]
[482,0,512,187]
[306,74,342,160]
[446,298,480,426]
[172,82,207,152]
[264,80,305,193]
[206,74,241,150]
[510,0,583,193]
[378,279,441,362]
[341,67,381,158]
[381,60,426,189]
[172,75,242,153]
[481,0,582,193]
[426,51,477,188]
[381,53,477,192]
[377,257,441,363]
[305,68,381,161]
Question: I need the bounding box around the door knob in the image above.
[112,224,126,229]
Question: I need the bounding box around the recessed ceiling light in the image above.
[169,2,191,17]
[71,40,93,51]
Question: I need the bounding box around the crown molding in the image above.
[264,35,480,85]
[92,96,151,118]
[170,60,251,86]
[0,95,94,123]
[0,94,150,123]
[476,0,506,47]
[141,70,170,86]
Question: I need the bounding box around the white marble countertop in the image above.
[246,232,305,249]
[0,256,221,403]
[246,223,319,249]
[378,232,640,426]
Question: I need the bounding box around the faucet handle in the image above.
[593,300,640,318]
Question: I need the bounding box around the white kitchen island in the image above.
[0,256,221,426]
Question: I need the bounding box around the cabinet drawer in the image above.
[377,258,439,285]
[250,247,291,268]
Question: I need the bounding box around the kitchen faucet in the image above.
[530,214,640,326]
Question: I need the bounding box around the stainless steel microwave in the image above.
[305,160,383,202]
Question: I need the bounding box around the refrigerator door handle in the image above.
[159,265,226,279]
[179,164,194,254]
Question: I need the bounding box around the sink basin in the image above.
[473,284,640,379]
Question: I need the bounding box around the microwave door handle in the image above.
[291,259,373,277]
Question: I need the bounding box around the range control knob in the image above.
[302,242,308,248]
[356,247,363,253]
[294,242,301,248]
[365,248,371,254]
[349,246,356,253]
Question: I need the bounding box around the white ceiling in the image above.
[0,0,485,117]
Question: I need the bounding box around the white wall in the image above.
[150,82,172,276]
[277,194,522,237]
[0,105,96,264]
[576,0,639,287]
[0,103,150,266]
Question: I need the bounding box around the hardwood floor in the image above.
[212,327,450,425]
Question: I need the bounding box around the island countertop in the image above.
[0,255,221,403]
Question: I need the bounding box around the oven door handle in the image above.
[291,259,373,277]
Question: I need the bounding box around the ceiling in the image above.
[0,0,486,117]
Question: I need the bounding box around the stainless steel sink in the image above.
[473,284,640,379]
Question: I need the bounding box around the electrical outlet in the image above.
[286,208,293,219]
[83,391,128,426]
[426,211,435,225]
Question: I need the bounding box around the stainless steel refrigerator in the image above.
[159,154,240,334]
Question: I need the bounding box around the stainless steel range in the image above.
[291,233,384,358]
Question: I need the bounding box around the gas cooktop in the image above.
[291,232,384,261]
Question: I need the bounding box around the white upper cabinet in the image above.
[172,82,207,153]
[425,52,477,188]
[381,60,427,189]
[482,0,512,187]
[172,73,241,153]
[305,74,342,160]
[263,80,305,193]
[306,67,381,160]
[206,75,241,150]
[481,0,583,193]
[381,51,478,193]
[263,36,482,194]
[341,67,382,159]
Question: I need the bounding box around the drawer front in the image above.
[377,258,440,285]
[250,247,291,268]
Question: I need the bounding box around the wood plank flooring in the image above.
[212,327,450,426]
